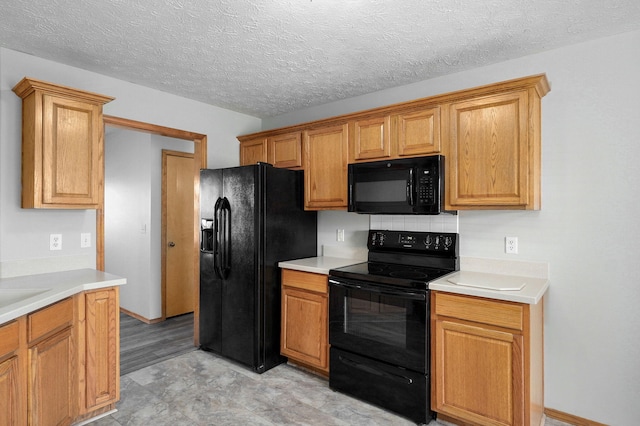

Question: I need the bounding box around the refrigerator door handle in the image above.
[220,197,231,279]
[213,197,224,279]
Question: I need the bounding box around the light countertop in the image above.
[430,270,548,304]
[278,256,365,275]
[0,268,126,325]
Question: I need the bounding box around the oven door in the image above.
[328,277,428,373]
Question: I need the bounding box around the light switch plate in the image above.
[81,233,91,248]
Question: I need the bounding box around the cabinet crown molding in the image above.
[12,76,114,105]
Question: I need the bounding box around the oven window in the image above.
[345,289,411,348]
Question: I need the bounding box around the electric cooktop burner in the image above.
[330,261,452,290]
[328,230,459,290]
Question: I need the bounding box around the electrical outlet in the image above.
[50,234,62,251]
[81,233,91,248]
[505,237,518,254]
[336,229,345,242]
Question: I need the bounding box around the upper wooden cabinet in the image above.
[267,132,303,169]
[237,74,549,211]
[349,108,441,163]
[349,116,392,162]
[393,107,441,157]
[303,124,349,210]
[239,133,303,169]
[13,78,114,209]
[444,76,549,210]
[239,137,267,166]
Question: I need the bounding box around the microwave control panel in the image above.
[416,168,436,205]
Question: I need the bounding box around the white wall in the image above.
[104,129,193,320]
[105,129,153,317]
[0,47,260,277]
[265,30,640,425]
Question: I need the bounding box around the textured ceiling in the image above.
[2,0,640,118]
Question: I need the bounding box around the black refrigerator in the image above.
[199,163,317,373]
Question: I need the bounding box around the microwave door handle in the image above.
[406,169,415,206]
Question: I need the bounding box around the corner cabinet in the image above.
[303,124,349,210]
[12,77,114,209]
[443,76,549,210]
[0,287,120,426]
[280,269,329,376]
[431,292,544,426]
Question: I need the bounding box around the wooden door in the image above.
[303,124,349,210]
[163,150,195,318]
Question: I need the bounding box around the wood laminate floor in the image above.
[119,311,196,376]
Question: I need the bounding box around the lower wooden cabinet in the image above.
[0,287,120,426]
[28,327,75,426]
[431,291,544,426]
[0,320,24,426]
[77,287,120,415]
[280,269,329,375]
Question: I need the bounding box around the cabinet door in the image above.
[83,288,119,411]
[445,91,531,209]
[394,107,441,156]
[0,356,21,426]
[350,116,391,162]
[303,124,349,210]
[42,94,102,207]
[28,327,75,426]
[268,132,303,169]
[239,138,267,166]
[433,318,524,426]
[281,286,328,372]
[0,320,22,426]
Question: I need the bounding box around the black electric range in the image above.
[327,229,459,425]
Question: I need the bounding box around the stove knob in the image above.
[444,236,453,248]
[424,235,432,246]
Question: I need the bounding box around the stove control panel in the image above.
[369,230,458,253]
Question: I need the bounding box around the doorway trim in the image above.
[101,115,207,345]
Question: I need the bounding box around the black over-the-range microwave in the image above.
[348,155,453,215]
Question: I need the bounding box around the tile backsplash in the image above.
[369,214,459,233]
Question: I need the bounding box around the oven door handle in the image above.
[328,279,426,301]
[337,354,413,385]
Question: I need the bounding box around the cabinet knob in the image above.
[168,241,176,247]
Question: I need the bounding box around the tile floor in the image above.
[89,349,573,426]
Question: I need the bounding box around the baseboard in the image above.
[544,408,608,426]
[119,307,163,324]
[437,409,607,426]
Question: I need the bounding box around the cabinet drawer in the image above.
[433,292,524,331]
[282,269,327,294]
[0,320,20,357]
[28,297,73,343]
